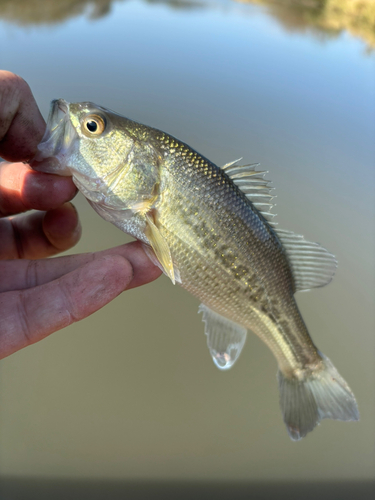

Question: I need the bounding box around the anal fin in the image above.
[199,304,247,370]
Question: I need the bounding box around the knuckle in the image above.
[16,292,33,346]
[59,279,79,323]
[9,218,24,259]
[0,73,28,110]
[2,72,29,96]
[25,260,39,288]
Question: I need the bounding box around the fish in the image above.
[31,99,359,440]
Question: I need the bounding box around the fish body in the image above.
[32,100,359,439]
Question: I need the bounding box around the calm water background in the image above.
[0,0,374,490]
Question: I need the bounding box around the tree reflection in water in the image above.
[0,0,373,49]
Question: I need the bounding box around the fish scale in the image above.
[155,140,317,368]
[32,99,359,440]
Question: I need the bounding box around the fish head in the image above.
[32,99,160,211]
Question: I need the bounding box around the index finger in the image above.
[0,255,134,360]
[0,162,77,216]
[0,241,162,293]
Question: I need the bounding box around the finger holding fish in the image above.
[0,242,162,360]
[0,240,162,293]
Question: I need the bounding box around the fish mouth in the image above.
[30,99,78,176]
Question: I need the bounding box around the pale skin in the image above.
[0,71,162,360]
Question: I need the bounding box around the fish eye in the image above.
[82,114,106,136]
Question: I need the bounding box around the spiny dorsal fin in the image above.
[221,160,337,292]
[276,229,338,292]
[221,159,277,226]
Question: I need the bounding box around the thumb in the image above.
[0,71,45,162]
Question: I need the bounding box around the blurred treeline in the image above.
[244,0,375,49]
[0,0,114,23]
[0,0,374,49]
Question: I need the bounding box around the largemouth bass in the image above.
[32,99,359,440]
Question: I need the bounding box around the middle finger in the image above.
[0,202,81,260]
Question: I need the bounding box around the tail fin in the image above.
[278,354,359,441]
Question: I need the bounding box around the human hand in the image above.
[0,241,161,359]
[0,71,162,359]
[0,70,80,259]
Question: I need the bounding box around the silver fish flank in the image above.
[31,99,359,440]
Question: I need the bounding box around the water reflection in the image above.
[0,0,115,24]
[0,0,204,26]
[1,0,374,486]
[241,0,375,51]
[0,0,374,49]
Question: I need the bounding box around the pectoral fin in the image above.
[199,304,247,370]
[145,214,176,284]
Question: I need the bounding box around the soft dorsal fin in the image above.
[221,159,276,226]
[199,304,247,370]
[276,229,338,292]
[221,160,337,291]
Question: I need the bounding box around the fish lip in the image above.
[41,98,70,142]
[30,98,77,176]
[56,100,68,115]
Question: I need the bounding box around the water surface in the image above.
[0,0,374,486]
